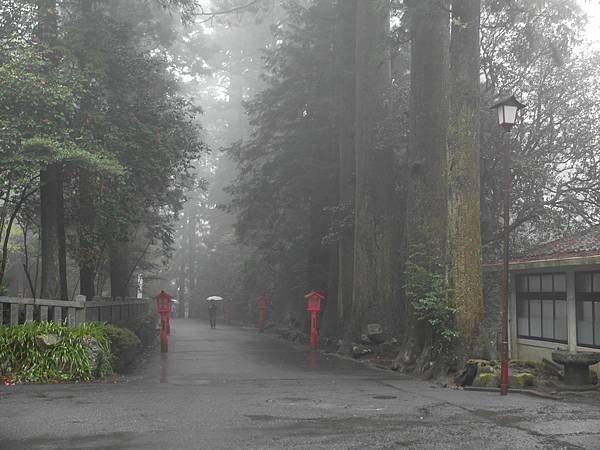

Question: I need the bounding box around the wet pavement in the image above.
[1,319,600,449]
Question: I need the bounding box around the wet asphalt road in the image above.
[1,319,600,449]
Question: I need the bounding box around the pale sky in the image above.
[578,0,600,47]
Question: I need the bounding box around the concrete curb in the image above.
[462,385,562,400]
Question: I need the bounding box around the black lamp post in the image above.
[490,94,525,396]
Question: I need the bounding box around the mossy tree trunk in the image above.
[350,0,395,336]
[447,0,484,358]
[402,0,450,368]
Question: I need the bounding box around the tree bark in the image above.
[350,0,395,336]
[77,0,96,300]
[40,165,60,299]
[38,0,59,299]
[334,0,357,332]
[79,172,96,299]
[56,168,68,300]
[447,0,483,358]
[109,238,130,298]
[403,0,450,365]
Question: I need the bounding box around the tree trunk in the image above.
[109,239,129,298]
[402,0,450,367]
[350,0,395,336]
[40,165,60,299]
[79,171,96,299]
[77,0,96,300]
[56,168,68,300]
[38,0,61,300]
[334,0,357,333]
[447,0,483,358]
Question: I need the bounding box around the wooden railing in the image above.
[0,295,152,326]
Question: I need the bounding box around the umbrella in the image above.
[206,295,223,301]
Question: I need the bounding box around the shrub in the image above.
[103,325,142,373]
[126,312,159,349]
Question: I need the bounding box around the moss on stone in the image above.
[473,372,498,387]
[511,372,536,388]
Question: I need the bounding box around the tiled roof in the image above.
[511,226,600,263]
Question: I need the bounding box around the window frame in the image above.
[515,273,567,344]
[575,271,600,349]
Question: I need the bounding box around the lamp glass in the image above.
[503,105,518,125]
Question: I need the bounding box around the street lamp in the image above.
[491,94,525,396]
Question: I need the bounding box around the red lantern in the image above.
[304,291,325,349]
[154,291,172,352]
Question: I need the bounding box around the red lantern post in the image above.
[304,290,325,350]
[256,295,267,331]
[155,291,172,353]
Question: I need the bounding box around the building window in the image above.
[516,273,567,343]
[575,272,600,348]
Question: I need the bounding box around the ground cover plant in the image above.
[0,322,132,383]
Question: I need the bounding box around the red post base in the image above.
[257,309,265,329]
[160,329,168,353]
[309,311,318,350]
[500,361,509,395]
[160,312,169,353]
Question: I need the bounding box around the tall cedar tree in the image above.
[350,0,396,335]
[226,2,338,322]
[402,0,450,370]
[333,0,357,330]
[37,0,68,300]
[447,0,484,358]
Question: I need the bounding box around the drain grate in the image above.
[372,395,397,400]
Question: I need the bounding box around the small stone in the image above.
[352,344,372,358]
[366,323,384,344]
[36,334,61,348]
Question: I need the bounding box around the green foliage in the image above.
[406,261,459,345]
[102,325,142,373]
[126,312,159,349]
[21,137,123,175]
[0,322,112,383]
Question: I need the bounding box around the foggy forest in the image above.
[3,0,600,374]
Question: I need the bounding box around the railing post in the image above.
[40,306,49,322]
[74,295,86,325]
[54,307,62,324]
[25,304,34,322]
[10,303,19,324]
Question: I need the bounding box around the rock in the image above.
[352,344,372,358]
[455,362,478,386]
[82,337,102,375]
[366,323,384,344]
[541,358,563,378]
[36,334,61,348]
[552,351,600,385]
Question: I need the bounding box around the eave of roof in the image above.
[484,254,600,271]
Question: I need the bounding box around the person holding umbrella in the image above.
[206,296,222,329]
